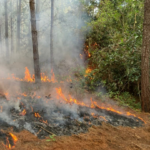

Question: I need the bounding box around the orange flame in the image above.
[10,67,57,83]
[4,92,10,100]
[55,87,146,123]
[34,112,48,124]
[3,133,18,149]
[85,68,92,77]
[34,113,41,118]
[84,45,91,57]
[91,113,97,118]
[99,116,107,121]
[20,109,26,116]
[9,133,18,143]
[24,67,34,82]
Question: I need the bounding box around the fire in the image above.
[85,50,91,57]
[91,113,97,118]
[84,45,91,57]
[34,112,48,124]
[42,120,48,124]
[34,112,41,118]
[5,137,11,149]
[24,67,34,82]
[84,43,98,58]
[40,70,57,83]
[6,67,57,83]
[4,67,74,83]
[3,133,18,149]
[20,109,26,116]
[18,92,27,97]
[4,92,10,100]
[56,87,88,107]
[9,133,18,143]
[99,116,107,121]
[1,86,146,124]
[85,68,92,77]
[55,87,146,123]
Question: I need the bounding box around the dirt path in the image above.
[1,112,150,150]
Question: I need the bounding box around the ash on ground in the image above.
[0,96,144,139]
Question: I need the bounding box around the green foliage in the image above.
[46,134,56,142]
[113,92,141,110]
[94,90,141,110]
[83,0,144,95]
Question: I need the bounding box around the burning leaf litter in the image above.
[0,88,145,138]
[0,67,145,149]
[0,131,18,149]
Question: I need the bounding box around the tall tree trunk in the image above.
[29,0,41,83]
[0,25,2,53]
[11,0,14,53]
[36,0,40,50]
[28,19,32,52]
[141,0,150,112]
[50,0,54,71]
[17,0,21,51]
[11,17,14,53]
[5,0,9,57]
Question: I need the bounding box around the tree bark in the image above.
[11,0,14,53]
[17,0,21,51]
[50,0,54,71]
[0,25,2,53]
[29,0,41,83]
[28,18,32,52]
[141,0,150,112]
[36,0,40,51]
[36,0,40,30]
[5,0,9,57]
[11,17,14,53]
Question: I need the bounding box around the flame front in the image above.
[2,86,145,124]
[6,67,57,83]
[55,87,146,123]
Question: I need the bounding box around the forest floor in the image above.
[1,110,150,150]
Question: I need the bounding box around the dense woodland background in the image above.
[83,0,144,110]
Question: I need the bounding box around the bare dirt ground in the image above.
[1,111,150,150]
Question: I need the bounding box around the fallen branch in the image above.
[33,121,47,127]
[132,143,144,150]
[36,125,56,136]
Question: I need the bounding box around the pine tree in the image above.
[29,0,41,83]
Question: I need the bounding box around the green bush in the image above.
[83,0,143,95]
